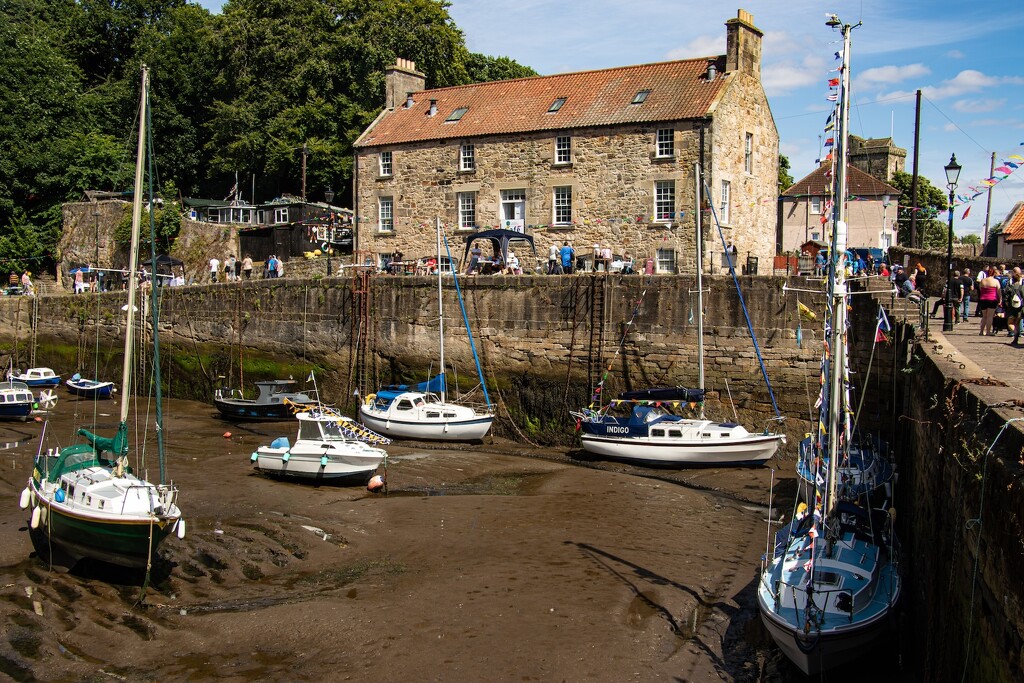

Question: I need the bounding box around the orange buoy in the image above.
[367,475,385,492]
[223,431,232,439]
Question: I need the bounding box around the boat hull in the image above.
[0,403,32,421]
[757,592,897,676]
[254,448,383,481]
[66,380,114,399]
[28,484,178,568]
[215,398,315,421]
[359,408,492,441]
[579,432,784,466]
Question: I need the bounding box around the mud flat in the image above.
[0,397,805,681]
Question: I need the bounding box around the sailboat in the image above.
[19,66,184,569]
[359,219,495,441]
[757,18,900,675]
[572,162,786,466]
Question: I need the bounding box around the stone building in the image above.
[779,164,899,254]
[353,10,778,275]
[848,135,906,182]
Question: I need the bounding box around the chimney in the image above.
[405,92,415,109]
[428,99,437,116]
[385,58,426,110]
[725,9,763,78]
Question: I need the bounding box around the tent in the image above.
[140,254,184,273]
[462,229,537,265]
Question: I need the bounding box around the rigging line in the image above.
[589,284,650,409]
[921,96,991,155]
[960,416,1023,683]
[701,177,782,420]
[440,226,491,408]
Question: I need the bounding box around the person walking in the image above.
[547,243,559,275]
[959,268,974,322]
[1003,267,1024,343]
[560,242,575,275]
[209,256,220,283]
[242,254,253,280]
[977,267,1002,336]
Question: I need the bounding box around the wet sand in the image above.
[0,397,800,681]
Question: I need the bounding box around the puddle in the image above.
[0,428,34,450]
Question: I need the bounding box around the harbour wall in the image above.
[1,275,1022,679]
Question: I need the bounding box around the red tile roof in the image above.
[782,164,899,198]
[1001,201,1024,242]
[355,57,728,148]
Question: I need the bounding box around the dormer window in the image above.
[548,97,566,113]
[631,90,651,105]
[446,107,468,122]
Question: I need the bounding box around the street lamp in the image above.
[942,154,961,332]
[881,194,890,252]
[324,188,335,276]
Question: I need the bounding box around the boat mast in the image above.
[436,217,446,404]
[145,73,168,485]
[826,17,858,513]
[694,162,706,418]
[119,66,148,442]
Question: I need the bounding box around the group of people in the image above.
[5,270,34,296]
[465,245,520,275]
[546,242,635,275]
[208,254,257,282]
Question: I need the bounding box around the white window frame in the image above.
[744,133,753,173]
[256,209,266,225]
[654,180,675,223]
[656,247,676,274]
[273,207,289,224]
[553,186,572,225]
[656,129,675,158]
[810,196,822,214]
[720,180,731,224]
[457,192,476,230]
[554,136,571,165]
[460,144,475,171]
[378,197,394,233]
[379,151,392,177]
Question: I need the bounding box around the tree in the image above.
[778,154,794,193]
[887,171,949,249]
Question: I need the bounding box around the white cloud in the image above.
[943,123,958,132]
[664,34,724,60]
[947,49,964,59]
[969,118,1024,129]
[858,63,930,85]
[952,98,1005,114]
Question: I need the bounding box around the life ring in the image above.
[364,393,376,406]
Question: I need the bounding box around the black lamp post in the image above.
[942,153,961,332]
[324,189,335,276]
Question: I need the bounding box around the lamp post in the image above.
[324,188,335,276]
[881,194,890,253]
[942,154,961,332]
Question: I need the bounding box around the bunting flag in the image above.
[962,205,971,220]
[798,301,817,321]
[828,77,839,87]
[875,307,891,344]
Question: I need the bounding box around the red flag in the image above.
[875,329,889,343]
[962,205,971,219]
[828,78,840,87]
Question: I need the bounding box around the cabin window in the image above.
[426,411,440,418]
[396,399,414,411]
[443,412,457,418]
[667,430,682,438]
[299,422,320,440]
[651,429,664,437]
[274,207,289,224]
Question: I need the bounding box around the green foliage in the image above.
[888,171,950,249]
[778,154,794,193]
[1,0,535,263]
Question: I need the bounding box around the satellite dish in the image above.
[38,389,58,410]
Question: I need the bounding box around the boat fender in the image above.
[30,506,40,529]
[282,452,290,463]
[176,518,186,539]
[223,431,232,439]
[250,452,259,463]
[55,489,65,503]
[367,475,385,492]
[19,488,30,509]
[320,455,328,467]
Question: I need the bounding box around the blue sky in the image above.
[197,0,1024,238]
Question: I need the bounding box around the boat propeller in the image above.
[37,390,58,410]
